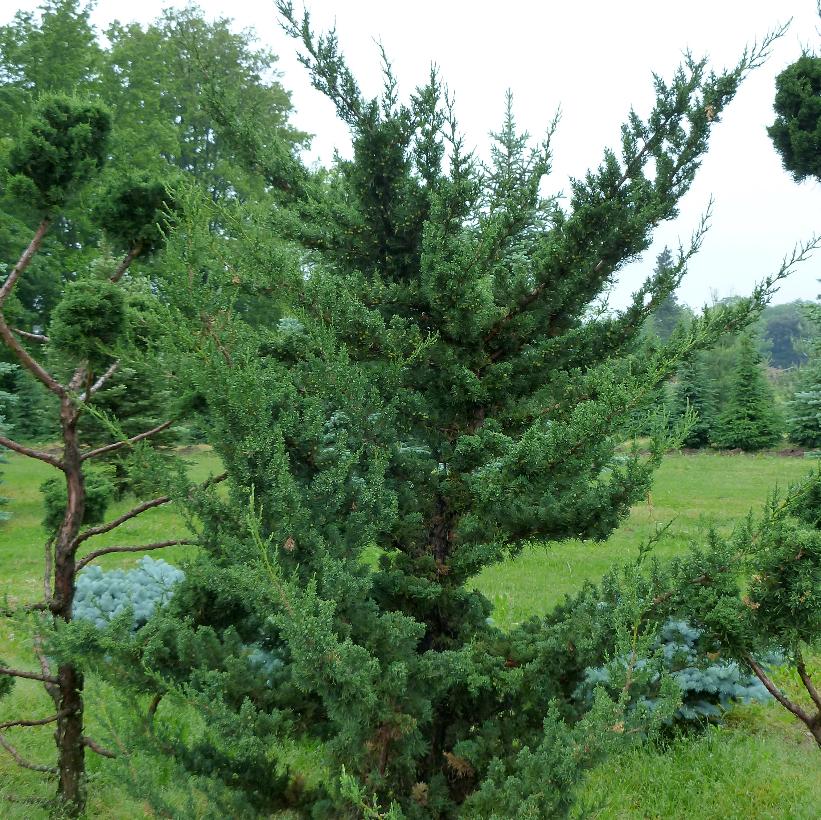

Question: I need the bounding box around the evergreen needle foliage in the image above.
[88,11,806,817]
[712,333,783,451]
[669,358,717,448]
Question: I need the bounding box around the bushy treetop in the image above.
[769,53,821,182]
[6,93,110,213]
[92,169,179,255]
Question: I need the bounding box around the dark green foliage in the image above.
[787,386,821,447]
[645,248,694,343]
[89,11,797,815]
[759,301,813,369]
[40,469,113,533]
[669,358,716,448]
[769,53,821,182]
[93,169,178,254]
[49,278,127,370]
[712,334,782,450]
[787,303,821,448]
[7,94,110,213]
[7,367,59,441]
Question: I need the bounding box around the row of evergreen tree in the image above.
[641,249,821,452]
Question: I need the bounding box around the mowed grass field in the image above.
[1,449,819,817]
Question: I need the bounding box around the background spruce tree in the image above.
[712,332,783,450]
[787,303,821,447]
[77,11,811,816]
[669,357,717,447]
[644,248,694,343]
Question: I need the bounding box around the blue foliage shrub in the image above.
[73,557,184,630]
[574,618,770,724]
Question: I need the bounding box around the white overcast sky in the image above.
[3,0,821,309]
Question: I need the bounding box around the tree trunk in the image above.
[51,396,87,816]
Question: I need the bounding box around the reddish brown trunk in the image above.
[51,396,87,816]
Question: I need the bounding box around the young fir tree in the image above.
[82,12,809,815]
[787,304,821,448]
[669,356,717,448]
[0,94,211,817]
[712,332,783,450]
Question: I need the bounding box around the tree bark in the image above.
[51,395,87,816]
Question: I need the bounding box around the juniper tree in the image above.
[0,95,207,817]
[712,332,783,450]
[97,12,812,816]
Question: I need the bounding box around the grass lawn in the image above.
[1,448,819,817]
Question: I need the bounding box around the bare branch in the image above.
[12,327,48,343]
[74,495,171,546]
[74,471,228,546]
[82,360,120,401]
[0,665,58,684]
[80,420,173,461]
[110,243,143,284]
[0,319,66,397]
[68,365,87,392]
[33,635,60,706]
[796,651,821,713]
[0,714,59,730]
[744,653,814,726]
[0,433,63,469]
[0,733,57,774]
[82,736,116,758]
[75,539,195,572]
[0,218,50,305]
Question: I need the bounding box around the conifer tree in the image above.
[0,94,208,817]
[669,357,717,448]
[787,304,821,448]
[92,12,809,816]
[712,333,783,450]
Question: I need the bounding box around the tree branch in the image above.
[0,714,59,730]
[0,665,58,684]
[796,651,821,713]
[83,360,120,400]
[743,653,814,726]
[75,540,195,572]
[0,218,50,305]
[110,243,143,284]
[73,471,227,546]
[74,495,172,546]
[33,635,60,706]
[80,420,173,461]
[82,736,116,758]
[0,319,66,397]
[0,733,57,774]
[12,327,48,343]
[0,433,63,469]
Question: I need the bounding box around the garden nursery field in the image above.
[1,448,819,818]
[4,1,821,817]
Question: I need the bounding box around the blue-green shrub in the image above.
[574,619,770,724]
[73,557,184,630]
